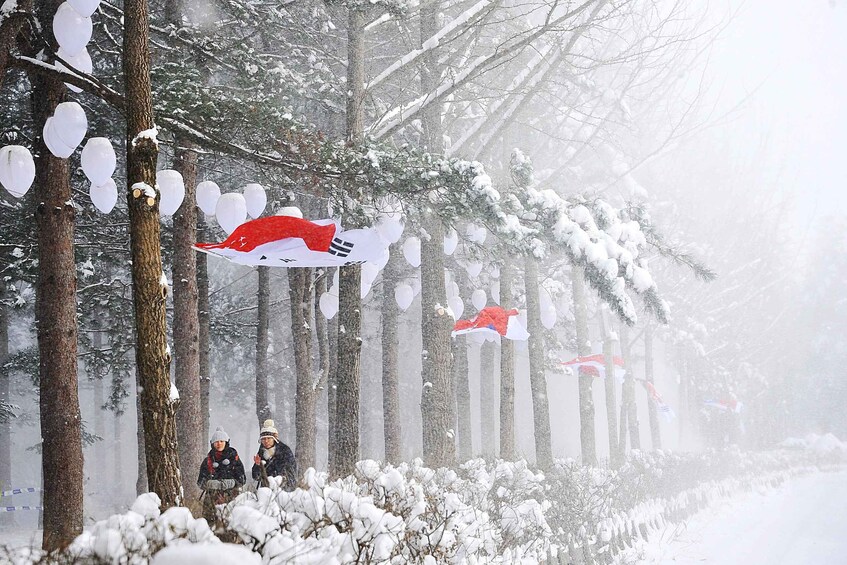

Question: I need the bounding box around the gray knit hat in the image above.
[210,426,230,444]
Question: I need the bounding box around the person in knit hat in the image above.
[252,419,296,490]
[198,426,246,499]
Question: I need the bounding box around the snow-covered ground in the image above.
[630,469,847,565]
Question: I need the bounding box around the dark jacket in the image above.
[197,444,246,489]
[251,439,296,490]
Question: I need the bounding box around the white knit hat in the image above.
[210,426,230,444]
[259,419,279,439]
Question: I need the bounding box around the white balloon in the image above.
[466,223,487,244]
[448,281,460,299]
[402,237,421,268]
[275,206,302,218]
[68,0,100,17]
[373,246,390,270]
[196,181,221,215]
[156,169,185,216]
[56,46,92,93]
[89,178,117,214]
[215,193,247,234]
[80,137,115,185]
[360,278,372,299]
[243,183,266,218]
[448,295,464,320]
[361,262,380,285]
[43,117,75,159]
[465,261,483,278]
[443,229,458,255]
[541,307,557,330]
[376,217,404,244]
[319,292,338,320]
[490,280,501,305]
[0,145,36,198]
[394,284,414,311]
[471,289,487,311]
[52,2,92,56]
[51,101,87,150]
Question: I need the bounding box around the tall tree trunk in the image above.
[479,340,496,457]
[314,269,331,467]
[524,256,552,469]
[0,297,12,525]
[332,6,365,478]
[29,24,84,545]
[418,0,455,469]
[135,389,147,495]
[571,266,597,466]
[172,144,202,501]
[499,260,515,460]
[290,267,315,474]
[327,313,338,472]
[93,362,105,478]
[256,266,272,426]
[453,337,472,461]
[600,314,619,467]
[124,0,181,506]
[196,218,211,440]
[114,403,123,504]
[380,247,401,463]
[619,324,640,456]
[644,324,661,449]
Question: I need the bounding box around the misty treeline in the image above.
[0,0,842,552]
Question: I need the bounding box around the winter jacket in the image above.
[251,439,296,490]
[197,444,246,489]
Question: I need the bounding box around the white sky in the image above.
[708,0,847,222]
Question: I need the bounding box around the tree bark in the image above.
[332,5,365,478]
[0,296,12,524]
[572,266,597,466]
[196,218,211,440]
[172,144,202,501]
[645,324,661,449]
[524,256,552,469]
[326,312,338,472]
[29,22,84,545]
[290,267,315,474]
[124,0,181,507]
[256,266,272,426]
[499,260,515,460]
[479,340,497,458]
[600,314,619,467]
[135,388,147,495]
[453,337,472,461]
[619,324,640,456]
[380,246,402,463]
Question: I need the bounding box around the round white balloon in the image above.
[43,117,75,159]
[465,261,483,279]
[215,193,247,234]
[319,292,338,320]
[376,217,404,244]
[51,101,87,150]
[402,237,421,268]
[89,178,117,214]
[361,262,380,285]
[68,0,100,17]
[243,183,266,219]
[196,181,221,215]
[52,2,92,57]
[56,46,92,93]
[80,137,115,185]
[0,145,36,198]
[540,307,557,330]
[448,295,464,320]
[471,289,487,311]
[275,206,302,218]
[490,280,501,305]
[443,229,458,255]
[394,284,414,311]
[156,169,185,216]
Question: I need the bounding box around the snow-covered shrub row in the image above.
[7,444,842,564]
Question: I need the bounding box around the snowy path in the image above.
[639,470,847,564]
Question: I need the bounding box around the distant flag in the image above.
[560,354,626,380]
[637,379,675,421]
[194,216,387,267]
[452,306,530,341]
[703,398,743,413]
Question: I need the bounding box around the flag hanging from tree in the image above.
[560,354,626,380]
[452,306,530,341]
[195,216,387,267]
[703,398,743,413]
[637,378,675,421]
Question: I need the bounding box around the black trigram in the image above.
[329,237,354,257]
